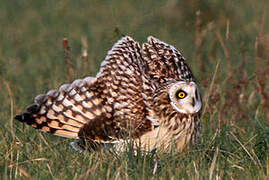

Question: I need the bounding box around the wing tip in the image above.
[114,35,138,48]
[120,35,134,41]
[147,35,157,42]
[15,103,41,125]
[14,111,36,125]
[14,113,23,121]
[15,112,79,139]
[147,36,176,50]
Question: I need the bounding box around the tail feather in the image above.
[15,76,98,139]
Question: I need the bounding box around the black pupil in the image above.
[176,90,187,99]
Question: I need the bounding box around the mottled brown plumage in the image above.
[15,36,202,153]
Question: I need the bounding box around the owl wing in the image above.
[15,77,104,139]
[142,36,195,85]
[15,36,153,142]
[140,36,195,125]
[95,36,152,137]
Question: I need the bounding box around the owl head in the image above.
[142,36,202,115]
[168,81,202,114]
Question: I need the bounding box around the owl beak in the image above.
[191,98,195,107]
[193,100,202,113]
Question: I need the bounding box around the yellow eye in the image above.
[176,90,187,99]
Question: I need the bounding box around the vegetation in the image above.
[0,0,268,179]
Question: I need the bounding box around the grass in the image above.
[0,0,268,179]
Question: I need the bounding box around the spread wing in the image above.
[95,36,152,137]
[15,36,153,143]
[141,36,195,125]
[15,77,102,139]
[142,36,195,85]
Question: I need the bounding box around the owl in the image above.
[15,36,202,153]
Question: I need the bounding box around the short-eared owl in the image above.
[15,36,202,152]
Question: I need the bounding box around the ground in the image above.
[0,0,268,179]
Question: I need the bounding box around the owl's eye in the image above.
[176,90,187,99]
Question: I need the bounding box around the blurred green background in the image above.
[0,0,268,179]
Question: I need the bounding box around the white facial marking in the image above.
[169,81,202,114]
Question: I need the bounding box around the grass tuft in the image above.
[0,0,268,179]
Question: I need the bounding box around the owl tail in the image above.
[15,77,99,139]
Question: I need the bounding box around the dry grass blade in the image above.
[202,60,220,115]
[47,163,55,179]
[152,155,158,176]
[9,158,49,167]
[230,132,262,169]
[216,31,231,78]
[255,34,269,122]
[3,79,14,139]
[193,161,200,179]
[63,38,75,82]
[18,166,31,178]
[225,19,230,40]
[209,147,219,180]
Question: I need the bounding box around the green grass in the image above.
[0,0,268,179]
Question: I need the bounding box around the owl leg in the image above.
[70,139,86,153]
[70,138,107,153]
